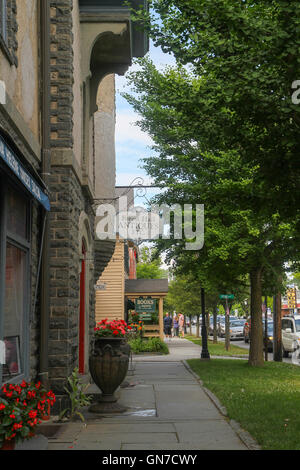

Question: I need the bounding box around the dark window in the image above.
[0,0,7,42]
[0,0,18,66]
[0,177,30,385]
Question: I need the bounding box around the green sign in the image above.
[219,294,235,300]
[135,297,157,313]
[139,314,152,321]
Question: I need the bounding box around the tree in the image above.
[124,0,300,366]
[136,245,168,279]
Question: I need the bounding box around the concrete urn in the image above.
[88,337,130,414]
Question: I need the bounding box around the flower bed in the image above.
[0,381,55,448]
[94,319,132,338]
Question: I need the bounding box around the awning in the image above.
[0,136,50,212]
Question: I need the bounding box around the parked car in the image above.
[281,315,300,357]
[217,317,243,338]
[217,317,226,337]
[250,315,300,357]
[263,321,274,352]
[229,319,246,340]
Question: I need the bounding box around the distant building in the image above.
[281,287,300,316]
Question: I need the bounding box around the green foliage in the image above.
[124,0,300,366]
[58,368,91,422]
[128,337,169,355]
[136,245,168,279]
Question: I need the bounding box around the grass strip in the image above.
[187,358,300,450]
[185,334,249,357]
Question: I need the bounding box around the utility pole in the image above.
[225,298,230,351]
[201,288,210,360]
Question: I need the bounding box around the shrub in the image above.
[128,337,169,355]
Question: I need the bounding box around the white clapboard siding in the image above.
[95,239,124,323]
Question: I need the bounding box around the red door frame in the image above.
[79,241,86,374]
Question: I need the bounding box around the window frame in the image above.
[0,0,7,42]
[0,172,31,386]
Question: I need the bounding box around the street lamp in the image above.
[201,288,210,360]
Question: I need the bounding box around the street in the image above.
[189,325,299,365]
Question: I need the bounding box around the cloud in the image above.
[115,110,153,146]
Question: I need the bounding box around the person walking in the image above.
[179,313,185,338]
[163,312,173,341]
[173,315,179,337]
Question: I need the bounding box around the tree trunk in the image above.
[273,292,282,362]
[248,267,264,367]
[190,316,192,335]
[196,316,200,338]
[213,306,218,344]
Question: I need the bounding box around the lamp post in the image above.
[201,288,210,360]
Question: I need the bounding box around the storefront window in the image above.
[2,243,26,380]
[0,178,30,385]
[6,185,28,239]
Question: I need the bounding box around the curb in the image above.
[182,360,261,451]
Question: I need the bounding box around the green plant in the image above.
[128,337,169,355]
[58,368,91,422]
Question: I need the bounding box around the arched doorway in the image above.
[79,239,87,374]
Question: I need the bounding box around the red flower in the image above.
[0,403,6,411]
[28,410,37,419]
[13,423,23,430]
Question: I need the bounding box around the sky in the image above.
[115,40,176,207]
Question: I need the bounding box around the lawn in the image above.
[185,334,249,357]
[187,358,300,450]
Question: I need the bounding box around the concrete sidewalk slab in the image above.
[45,338,255,451]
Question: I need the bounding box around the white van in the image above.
[281,315,300,357]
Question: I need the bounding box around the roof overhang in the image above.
[79,1,148,114]
[125,279,169,298]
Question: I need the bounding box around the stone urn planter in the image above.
[88,320,131,414]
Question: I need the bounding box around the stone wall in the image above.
[49,165,95,394]
[50,0,74,149]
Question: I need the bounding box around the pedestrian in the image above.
[179,313,185,338]
[173,315,179,337]
[163,312,173,341]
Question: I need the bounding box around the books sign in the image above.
[135,297,157,313]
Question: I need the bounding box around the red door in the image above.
[79,241,86,374]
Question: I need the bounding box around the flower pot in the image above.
[89,337,130,413]
[0,438,15,450]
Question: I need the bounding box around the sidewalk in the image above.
[31,337,257,451]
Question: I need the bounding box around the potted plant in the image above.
[89,319,132,414]
[58,368,91,423]
[0,381,56,450]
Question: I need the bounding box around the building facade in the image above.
[0,0,148,404]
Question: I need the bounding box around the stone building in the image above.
[0,0,148,401]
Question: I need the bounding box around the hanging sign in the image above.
[135,297,157,313]
[94,283,106,291]
[0,136,50,211]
